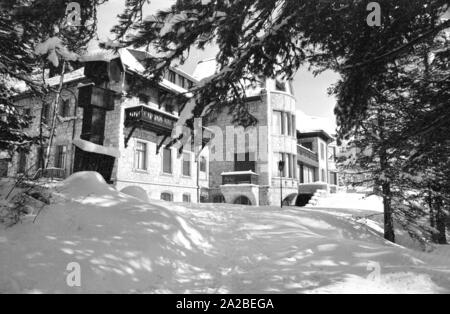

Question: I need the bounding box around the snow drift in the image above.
[0,172,449,293]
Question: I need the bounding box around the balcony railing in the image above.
[222,171,259,185]
[297,145,319,162]
[125,106,178,136]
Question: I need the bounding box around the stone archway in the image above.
[233,195,252,206]
[282,193,298,206]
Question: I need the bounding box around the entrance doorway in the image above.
[233,195,252,206]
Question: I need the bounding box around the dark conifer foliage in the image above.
[0,0,106,154]
[111,0,449,243]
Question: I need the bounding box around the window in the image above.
[59,99,71,117]
[289,155,296,179]
[200,156,207,173]
[182,152,191,177]
[187,80,194,89]
[17,151,27,173]
[287,154,293,178]
[182,194,191,203]
[36,146,46,170]
[162,148,172,174]
[274,153,296,178]
[0,159,8,178]
[234,152,256,172]
[168,70,176,83]
[291,114,296,136]
[320,143,325,161]
[165,102,174,114]
[161,192,173,202]
[286,113,292,136]
[275,79,286,92]
[81,106,106,145]
[302,165,315,183]
[273,152,283,177]
[55,145,67,169]
[134,142,147,170]
[330,172,338,185]
[179,76,186,89]
[302,141,313,151]
[329,147,337,161]
[272,111,282,135]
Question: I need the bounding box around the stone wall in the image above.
[220,184,260,206]
[10,85,83,178]
[114,95,209,203]
[207,96,270,189]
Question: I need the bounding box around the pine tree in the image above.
[112,0,449,243]
[0,0,106,157]
[395,35,450,244]
[111,0,449,131]
[339,32,450,244]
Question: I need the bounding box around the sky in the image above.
[96,0,339,129]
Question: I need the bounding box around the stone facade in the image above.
[207,79,301,206]
[114,100,209,202]
[6,53,209,204]
[9,84,84,178]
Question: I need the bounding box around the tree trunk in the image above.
[428,187,435,228]
[377,113,395,243]
[45,61,66,168]
[434,197,447,244]
[382,182,395,243]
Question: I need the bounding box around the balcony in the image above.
[297,145,319,167]
[222,171,259,185]
[125,105,212,150]
[125,105,177,137]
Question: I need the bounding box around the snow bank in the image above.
[55,171,117,199]
[120,186,149,203]
[308,192,384,212]
[0,183,449,293]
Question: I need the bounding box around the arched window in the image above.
[161,192,173,202]
[233,195,252,206]
[182,193,191,203]
[200,156,207,173]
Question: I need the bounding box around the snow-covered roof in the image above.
[296,110,337,136]
[44,68,86,87]
[119,49,193,96]
[79,49,119,63]
[193,58,218,81]
[34,48,192,97]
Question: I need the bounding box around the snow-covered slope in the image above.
[306,192,384,213]
[0,172,449,293]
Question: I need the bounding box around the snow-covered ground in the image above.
[0,172,449,294]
